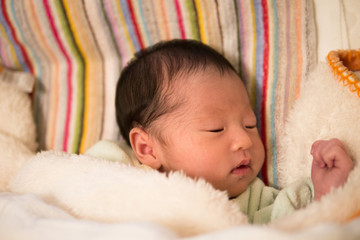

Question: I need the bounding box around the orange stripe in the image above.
[294,0,302,99]
[347,209,360,222]
[160,0,171,39]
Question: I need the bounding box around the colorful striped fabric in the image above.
[0,0,316,187]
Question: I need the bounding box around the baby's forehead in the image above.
[158,63,243,101]
[164,68,243,105]
[169,66,238,85]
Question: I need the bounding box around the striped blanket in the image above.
[0,0,316,187]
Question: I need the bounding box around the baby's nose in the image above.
[231,129,253,151]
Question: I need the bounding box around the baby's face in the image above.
[151,69,265,197]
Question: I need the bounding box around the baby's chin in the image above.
[227,188,247,199]
[225,179,257,198]
[211,183,247,199]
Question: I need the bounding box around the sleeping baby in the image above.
[110,39,353,224]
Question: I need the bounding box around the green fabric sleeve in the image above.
[270,178,314,222]
[231,177,314,224]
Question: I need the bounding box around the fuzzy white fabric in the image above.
[0,193,177,240]
[273,163,360,231]
[1,191,360,240]
[277,63,360,188]
[272,62,360,232]
[8,151,247,237]
[0,80,36,191]
[0,81,37,152]
[0,134,34,191]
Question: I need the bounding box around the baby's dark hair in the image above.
[115,39,237,146]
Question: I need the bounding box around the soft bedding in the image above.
[1,0,360,238]
[1,51,360,238]
[1,192,360,240]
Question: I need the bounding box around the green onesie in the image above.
[231,177,313,224]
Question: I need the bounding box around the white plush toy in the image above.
[277,50,360,188]
[0,68,37,191]
[273,50,360,230]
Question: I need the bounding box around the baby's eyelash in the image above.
[209,128,224,133]
[246,125,257,129]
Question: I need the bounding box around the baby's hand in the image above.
[311,138,353,201]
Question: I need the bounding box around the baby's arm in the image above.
[311,138,354,201]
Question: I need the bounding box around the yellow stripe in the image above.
[0,23,22,69]
[64,0,105,153]
[194,0,207,44]
[115,0,136,54]
[62,0,88,153]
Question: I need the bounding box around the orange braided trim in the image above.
[347,209,360,222]
[327,49,360,98]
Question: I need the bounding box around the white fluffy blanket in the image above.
[6,151,247,236]
[1,63,360,239]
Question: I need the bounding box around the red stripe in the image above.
[260,0,269,185]
[44,0,73,152]
[126,0,145,49]
[175,0,186,39]
[1,0,33,73]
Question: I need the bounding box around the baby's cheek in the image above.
[253,141,265,166]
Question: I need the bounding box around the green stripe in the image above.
[233,0,242,74]
[55,0,85,153]
[186,0,200,40]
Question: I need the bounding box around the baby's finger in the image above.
[312,157,326,168]
[311,139,352,169]
[322,144,352,170]
[327,138,347,152]
[311,140,323,155]
[311,140,328,165]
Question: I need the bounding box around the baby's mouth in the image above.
[231,159,251,175]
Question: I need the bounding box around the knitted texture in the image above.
[327,49,360,97]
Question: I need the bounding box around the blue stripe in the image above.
[10,0,43,127]
[270,0,279,188]
[10,0,41,72]
[10,0,42,76]
[119,0,141,51]
[253,0,264,134]
[136,0,152,46]
[0,1,29,71]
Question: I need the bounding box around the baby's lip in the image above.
[231,158,251,174]
[236,158,251,168]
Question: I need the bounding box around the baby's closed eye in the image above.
[208,128,224,133]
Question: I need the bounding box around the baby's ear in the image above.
[129,127,162,169]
